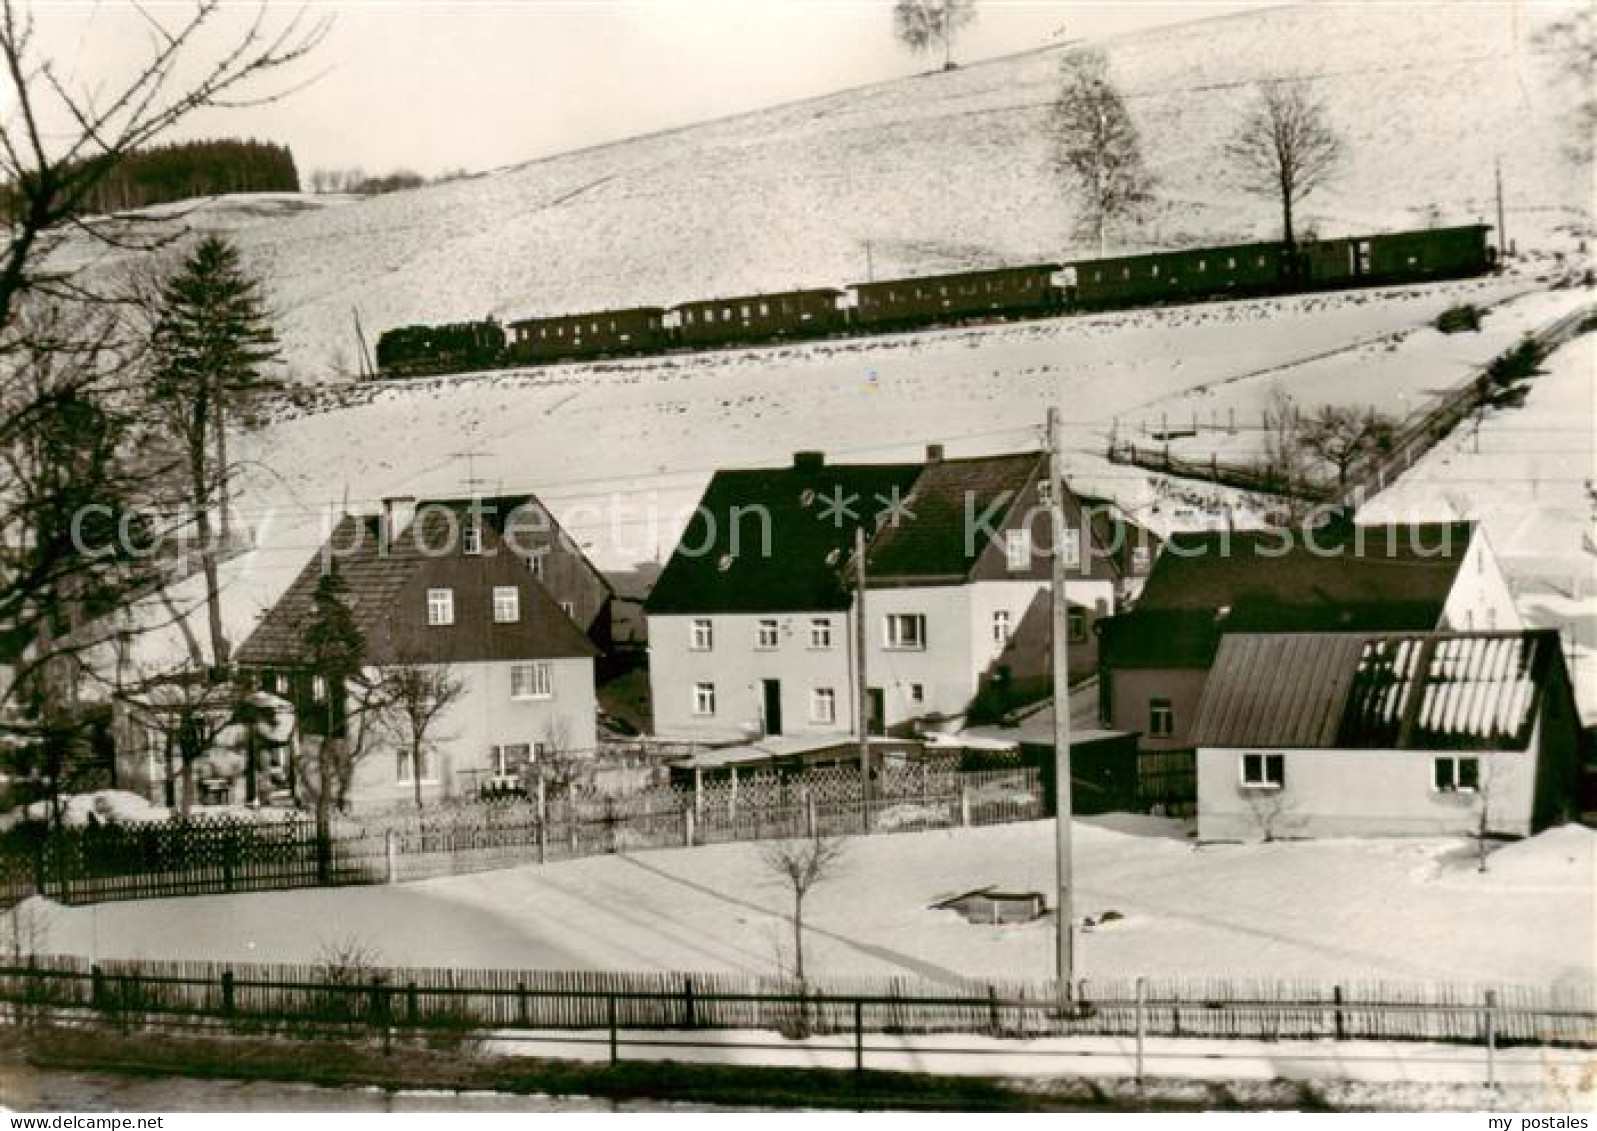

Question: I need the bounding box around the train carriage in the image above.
[1069,242,1293,309]
[672,288,844,347]
[849,264,1063,329]
[508,306,670,363]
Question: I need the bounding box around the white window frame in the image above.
[492,586,520,624]
[756,619,780,650]
[1131,545,1151,573]
[397,745,436,785]
[427,587,455,627]
[560,600,576,620]
[1004,529,1031,571]
[992,609,1011,644]
[510,661,553,700]
[690,618,713,651]
[462,523,483,556]
[809,618,833,649]
[1060,527,1082,569]
[1148,697,1175,738]
[811,687,837,725]
[692,682,716,716]
[883,613,926,651]
[1432,755,1480,793]
[311,674,328,702]
[1067,608,1087,643]
[1240,752,1285,790]
[528,552,546,579]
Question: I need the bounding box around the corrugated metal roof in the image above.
[1193,630,1561,751]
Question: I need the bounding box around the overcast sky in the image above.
[30,1,1283,178]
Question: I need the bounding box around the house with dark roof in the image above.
[1097,521,1519,758]
[235,499,598,808]
[1191,630,1582,840]
[644,446,1157,743]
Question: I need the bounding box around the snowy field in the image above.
[45,3,1591,379]
[32,819,1595,990]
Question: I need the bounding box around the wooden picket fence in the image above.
[0,955,1591,1048]
[0,766,1045,906]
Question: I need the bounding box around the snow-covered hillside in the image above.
[52,2,1591,378]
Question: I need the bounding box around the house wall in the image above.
[346,657,597,808]
[865,584,975,732]
[1195,744,1538,841]
[1440,531,1523,633]
[647,611,853,742]
[1105,667,1209,750]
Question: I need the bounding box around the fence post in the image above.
[854,998,864,1075]
[805,791,817,839]
[684,976,696,1028]
[608,993,619,1066]
[517,981,529,1027]
[406,981,419,1027]
[1484,989,1497,1091]
[1333,985,1345,1041]
[90,964,104,1012]
[987,983,1000,1036]
[222,827,236,893]
[683,808,695,847]
[1134,977,1146,1084]
[385,830,397,884]
[960,783,971,828]
[220,969,235,1017]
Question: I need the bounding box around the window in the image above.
[427,588,455,626]
[492,586,520,623]
[528,552,546,579]
[1241,753,1285,789]
[511,661,552,700]
[560,601,576,620]
[1433,756,1480,793]
[1148,697,1175,738]
[757,619,779,649]
[809,618,833,649]
[1004,529,1031,571]
[311,674,328,702]
[884,613,927,650]
[910,683,925,704]
[1067,609,1086,643]
[811,688,837,724]
[1131,545,1151,573]
[690,618,713,651]
[463,523,483,556]
[494,743,532,776]
[692,682,716,716]
[992,609,1011,644]
[397,746,432,784]
[1060,527,1082,569]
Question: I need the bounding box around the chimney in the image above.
[793,451,825,473]
[925,443,945,463]
[381,495,416,550]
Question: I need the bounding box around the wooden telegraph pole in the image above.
[1047,407,1076,991]
[855,524,872,824]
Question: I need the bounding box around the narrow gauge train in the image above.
[374,224,1493,378]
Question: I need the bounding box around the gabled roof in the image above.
[235,509,595,667]
[1102,522,1475,668]
[865,452,1045,583]
[644,456,922,615]
[424,493,613,596]
[1191,630,1565,751]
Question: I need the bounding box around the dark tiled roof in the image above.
[424,493,613,595]
[644,459,922,615]
[235,510,595,667]
[1102,522,1474,668]
[1191,630,1563,751]
[866,452,1044,582]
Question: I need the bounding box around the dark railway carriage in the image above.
[1068,242,1292,309]
[850,264,1063,328]
[508,306,670,363]
[1300,224,1494,288]
[672,288,844,347]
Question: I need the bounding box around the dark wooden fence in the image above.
[0,955,1590,1048]
[0,766,1044,906]
[1136,751,1197,815]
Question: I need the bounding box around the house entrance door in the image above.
[762,679,783,736]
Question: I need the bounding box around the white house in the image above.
[1190,630,1583,841]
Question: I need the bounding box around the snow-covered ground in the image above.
[29,819,1595,990]
[44,3,1592,379]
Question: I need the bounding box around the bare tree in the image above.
[1223,79,1342,251]
[379,662,465,810]
[1535,7,1596,165]
[760,833,847,985]
[1296,404,1398,490]
[1050,49,1154,256]
[891,0,976,70]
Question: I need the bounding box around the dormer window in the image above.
[1004,529,1031,571]
[463,523,483,556]
[800,489,816,507]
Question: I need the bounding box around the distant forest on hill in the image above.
[21,138,301,216]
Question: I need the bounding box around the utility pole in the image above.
[1494,159,1508,260]
[865,239,875,284]
[854,524,872,822]
[1047,406,1075,991]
